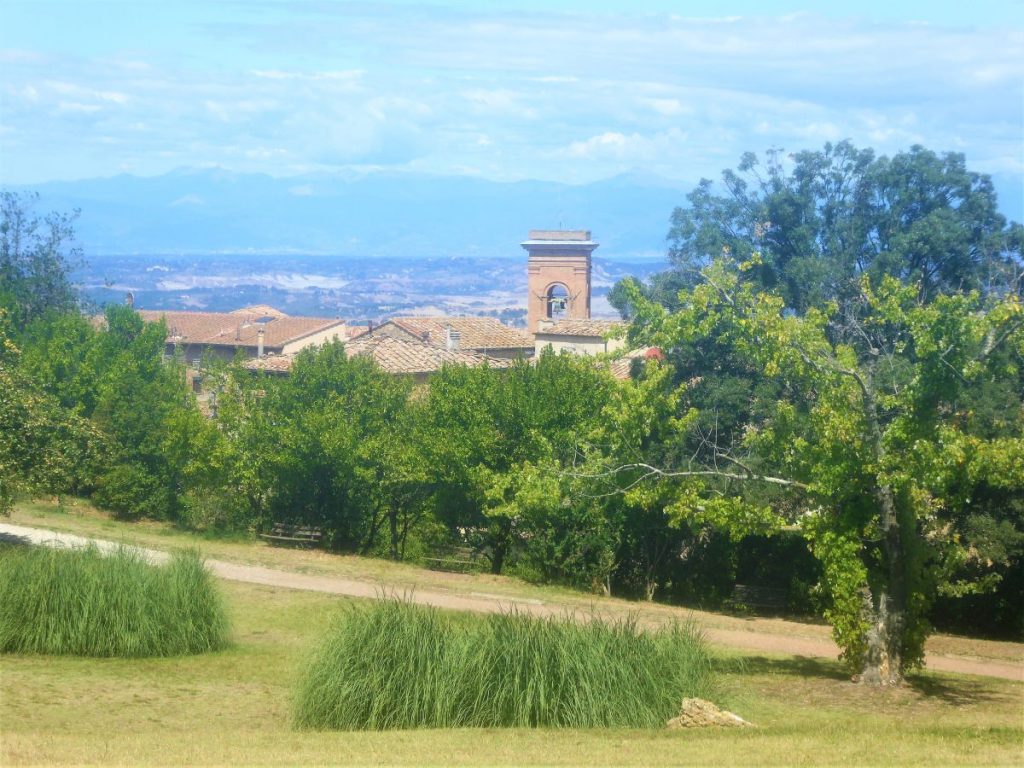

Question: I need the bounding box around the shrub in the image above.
[295,598,713,730]
[0,545,229,657]
[93,462,174,520]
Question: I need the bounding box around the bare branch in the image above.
[980,317,1023,362]
[566,462,809,491]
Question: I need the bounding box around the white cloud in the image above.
[57,101,101,114]
[170,194,204,207]
[642,98,688,116]
[563,128,689,163]
[462,89,538,118]
[0,6,1019,190]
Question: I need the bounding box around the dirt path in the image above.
[3,521,1021,682]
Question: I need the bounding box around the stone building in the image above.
[533,318,626,357]
[353,316,534,359]
[137,305,350,364]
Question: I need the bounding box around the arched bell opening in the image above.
[546,283,570,319]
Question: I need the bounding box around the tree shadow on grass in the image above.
[904,672,1013,705]
[0,532,33,547]
[716,652,1011,706]
[716,654,850,681]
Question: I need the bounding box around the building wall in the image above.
[168,343,270,365]
[526,253,592,333]
[534,334,625,357]
[281,324,348,354]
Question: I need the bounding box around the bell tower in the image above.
[521,229,598,333]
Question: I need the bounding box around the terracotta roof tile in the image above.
[243,354,294,374]
[347,335,513,374]
[606,346,659,380]
[389,316,533,351]
[137,309,345,350]
[537,319,625,337]
[244,336,513,376]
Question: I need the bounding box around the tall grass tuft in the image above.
[0,545,230,657]
[295,599,714,730]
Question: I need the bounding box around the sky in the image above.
[1,0,1022,191]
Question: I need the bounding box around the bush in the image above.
[295,598,713,730]
[93,463,174,520]
[0,545,229,657]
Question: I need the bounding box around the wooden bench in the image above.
[423,546,480,573]
[726,583,788,614]
[258,523,323,548]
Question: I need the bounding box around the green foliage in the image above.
[665,143,1021,312]
[219,341,415,548]
[0,545,229,657]
[0,318,103,514]
[14,303,214,521]
[92,462,175,520]
[423,353,617,574]
[0,191,83,327]
[294,598,713,730]
[613,255,1024,676]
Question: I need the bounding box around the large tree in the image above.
[657,143,1022,315]
[0,309,102,514]
[218,341,413,550]
[603,260,1022,684]
[424,352,616,576]
[0,191,83,328]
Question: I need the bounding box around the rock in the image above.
[666,698,753,728]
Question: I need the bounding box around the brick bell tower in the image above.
[521,229,598,333]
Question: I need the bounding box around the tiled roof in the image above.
[536,319,625,338]
[137,309,345,349]
[243,354,295,374]
[387,317,534,351]
[607,347,661,380]
[347,336,513,374]
[229,305,289,320]
[244,336,513,376]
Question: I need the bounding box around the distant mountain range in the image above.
[18,169,696,260]
[15,167,1021,263]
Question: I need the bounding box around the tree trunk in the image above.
[488,518,513,575]
[388,508,399,561]
[858,481,907,686]
[860,387,907,686]
[490,540,507,575]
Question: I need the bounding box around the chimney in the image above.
[445,327,461,351]
[422,331,431,344]
[257,325,265,357]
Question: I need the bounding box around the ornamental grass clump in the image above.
[294,598,714,730]
[0,545,229,657]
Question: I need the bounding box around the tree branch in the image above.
[566,462,809,491]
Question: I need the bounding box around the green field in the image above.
[2,501,1022,766]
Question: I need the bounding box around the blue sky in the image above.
[2,1,1022,194]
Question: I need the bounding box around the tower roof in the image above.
[521,229,598,252]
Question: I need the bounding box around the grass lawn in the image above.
[2,579,1022,766]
